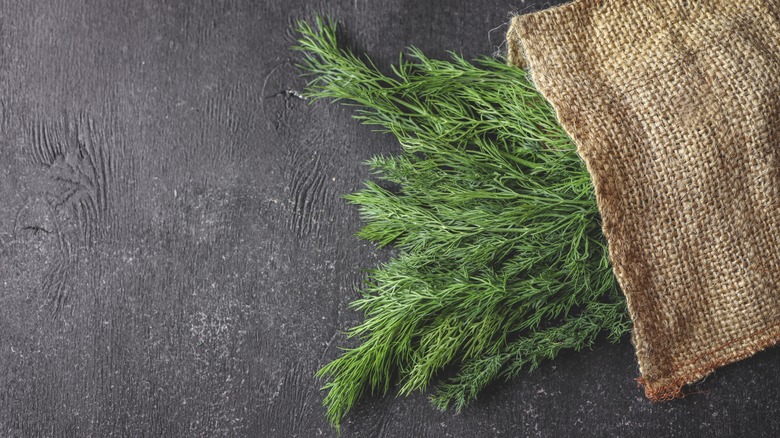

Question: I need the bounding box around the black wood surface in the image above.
[1,1,778,436]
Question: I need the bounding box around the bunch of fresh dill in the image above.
[294,18,631,428]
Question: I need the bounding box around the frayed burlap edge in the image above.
[637,320,780,400]
[505,20,526,70]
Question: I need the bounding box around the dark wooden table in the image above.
[1,1,778,436]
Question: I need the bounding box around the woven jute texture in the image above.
[507,0,780,399]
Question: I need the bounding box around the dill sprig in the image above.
[294,17,630,428]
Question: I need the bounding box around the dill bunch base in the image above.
[295,18,630,428]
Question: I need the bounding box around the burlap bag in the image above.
[507,0,780,399]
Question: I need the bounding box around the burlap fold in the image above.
[508,0,780,399]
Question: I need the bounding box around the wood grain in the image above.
[0,0,778,437]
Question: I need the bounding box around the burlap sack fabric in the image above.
[507,0,780,399]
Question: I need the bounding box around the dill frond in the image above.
[294,17,630,428]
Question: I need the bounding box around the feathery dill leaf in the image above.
[294,17,630,428]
